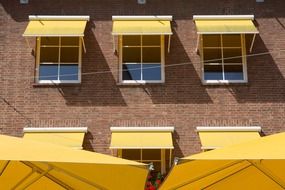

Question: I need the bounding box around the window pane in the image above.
[204,65,223,80]
[142,149,161,160]
[61,37,79,46]
[222,34,241,47]
[39,64,58,80]
[203,49,222,64]
[142,64,161,80]
[123,47,141,63]
[60,47,79,63]
[224,65,244,80]
[143,35,160,46]
[59,64,79,81]
[142,47,161,63]
[123,35,141,46]
[122,149,140,160]
[223,49,242,63]
[40,47,59,63]
[122,64,141,80]
[202,35,221,47]
[40,37,59,46]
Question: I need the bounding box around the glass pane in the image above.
[40,37,59,46]
[59,64,79,81]
[203,49,222,64]
[142,64,161,80]
[39,64,58,80]
[122,149,141,160]
[222,34,241,47]
[142,47,161,63]
[123,35,141,46]
[202,35,221,47]
[143,35,160,46]
[223,49,242,63]
[61,37,79,46]
[142,149,161,160]
[122,64,141,80]
[204,65,223,80]
[224,65,244,80]
[60,47,79,63]
[40,47,59,63]
[123,47,141,63]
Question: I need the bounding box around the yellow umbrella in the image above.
[0,134,149,190]
[160,132,285,190]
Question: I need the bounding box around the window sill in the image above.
[202,80,248,85]
[32,82,81,87]
[117,81,165,86]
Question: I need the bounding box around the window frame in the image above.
[118,35,165,84]
[117,149,169,174]
[200,34,248,85]
[35,37,82,84]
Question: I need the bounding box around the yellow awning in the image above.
[193,15,259,34]
[23,16,89,37]
[197,127,261,150]
[112,16,172,35]
[0,134,149,190]
[23,127,87,149]
[160,132,285,190]
[110,127,174,149]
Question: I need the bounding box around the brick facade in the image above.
[0,0,284,157]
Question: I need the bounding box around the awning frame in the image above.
[110,127,175,132]
[196,126,262,132]
[196,126,261,150]
[23,127,88,150]
[23,15,90,37]
[23,127,88,133]
[28,15,90,21]
[110,127,174,149]
[23,15,89,52]
[193,15,259,53]
[112,15,173,53]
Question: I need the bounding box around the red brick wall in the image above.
[0,0,284,157]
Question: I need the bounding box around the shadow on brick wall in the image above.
[126,29,213,104]
[228,35,285,103]
[59,22,127,106]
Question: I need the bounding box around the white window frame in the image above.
[200,34,248,85]
[118,35,165,84]
[36,36,82,84]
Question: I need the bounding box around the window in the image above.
[110,126,174,174]
[201,34,247,84]
[118,149,171,174]
[36,37,82,83]
[119,35,164,84]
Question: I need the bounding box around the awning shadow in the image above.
[228,34,285,103]
[143,27,213,104]
[59,22,127,106]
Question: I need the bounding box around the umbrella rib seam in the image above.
[201,163,252,190]
[248,160,285,189]
[168,160,244,190]
[0,160,10,176]
[22,161,74,190]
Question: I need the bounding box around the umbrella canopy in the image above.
[160,132,285,190]
[0,134,149,190]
